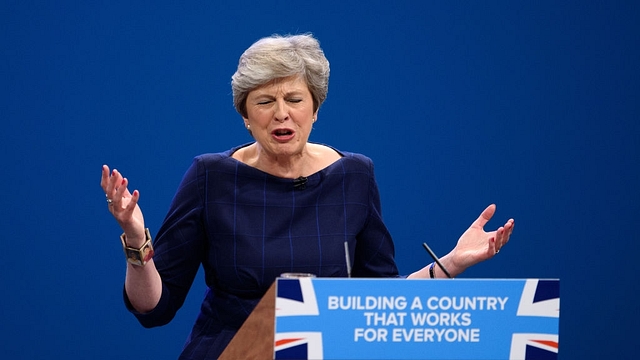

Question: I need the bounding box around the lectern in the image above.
[220,278,560,360]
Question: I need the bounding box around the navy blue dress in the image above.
[125,143,399,359]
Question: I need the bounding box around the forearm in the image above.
[407,252,464,279]
[124,260,162,313]
[122,232,163,313]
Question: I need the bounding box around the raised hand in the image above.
[450,204,514,271]
[101,165,146,245]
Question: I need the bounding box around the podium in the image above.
[220,278,560,360]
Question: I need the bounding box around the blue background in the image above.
[2,1,638,359]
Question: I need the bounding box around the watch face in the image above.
[142,245,154,263]
[126,248,142,262]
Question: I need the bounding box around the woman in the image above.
[101,34,514,360]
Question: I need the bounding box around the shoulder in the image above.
[341,151,373,166]
[180,145,247,181]
[338,150,375,175]
[194,152,231,167]
[312,143,374,173]
[192,144,248,169]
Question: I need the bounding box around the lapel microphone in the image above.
[293,176,308,190]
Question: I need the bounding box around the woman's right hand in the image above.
[101,165,162,313]
[101,165,146,246]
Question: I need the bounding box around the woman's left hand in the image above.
[449,204,514,272]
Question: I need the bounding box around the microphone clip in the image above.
[293,176,308,190]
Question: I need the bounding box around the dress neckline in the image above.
[226,142,346,181]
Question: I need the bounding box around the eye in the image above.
[257,100,272,105]
[287,98,302,103]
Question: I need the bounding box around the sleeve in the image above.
[350,156,402,278]
[124,156,208,327]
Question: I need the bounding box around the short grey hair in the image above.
[231,34,330,118]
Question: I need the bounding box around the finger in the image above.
[108,171,126,210]
[100,165,111,190]
[501,220,516,247]
[505,222,514,245]
[489,235,498,255]
[107,169,121,195]
[495,226,505,250]
[472,204,496,229]
[113,176,129,207]
[123,189,140,218]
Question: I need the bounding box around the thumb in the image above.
[472,204,496,229]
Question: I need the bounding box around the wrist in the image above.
[120,228,154,266]
[121,233,147,248]
[438,253,460,278]
[428,262,436,278]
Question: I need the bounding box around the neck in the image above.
[245,143,310,179]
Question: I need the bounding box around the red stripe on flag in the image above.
[275,338,303,347]
[532,340,559,349]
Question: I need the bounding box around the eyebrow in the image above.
[252,89,306,97]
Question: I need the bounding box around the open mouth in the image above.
[272,128,295,140]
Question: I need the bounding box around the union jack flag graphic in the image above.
[275,278,322,359]
[274,332,323,359]
[275,277,320,317]
[510,279,560,359]
[274,278,559,359]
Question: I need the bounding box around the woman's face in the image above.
[244,76,317,159]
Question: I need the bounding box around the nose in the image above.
[274,99,289,122]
